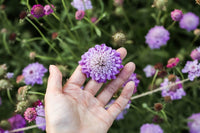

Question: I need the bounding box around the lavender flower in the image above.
[190,47,200,60]
[188,113,200,133]
[71,0,93,11]
[143,65,156,77]
[35,105,46,131]
[122,73,140,94]
[6,72,14,79]
[182,60,200,81]
[160,76,186,100]
[8,114,26,133]
[179,12,199,32]
[31,4,45,18]
[140,123,163,133]
[145,26,170,49]
[44,5,54,15]
[22,62,47,86]
[79,44,123,83]
[171,9,183,21]
[106,99,131,120]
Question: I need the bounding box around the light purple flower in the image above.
[122,73,139,94]
[8,114,26,133]
[0,128,4,133]
[71,0,93,11]
[160,77,186,100]
[145,26,170,49]
[143,65,156,77]
[182,60,200,81]
[22,62,47,86]
[79,44,123,83]
[188,113,200,133]
[44,5,54,15]
[179,12,199,32]
[35,105,46,131]
[171,9,183,21]
[140,123,163,133]
[106,99,131,120]
[6,72,14,79]
[31,4,45,18]
[190,47,200,60]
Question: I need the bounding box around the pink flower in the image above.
[171,9,183,21]
[75,10,85,20]
[166,57,180,68]
[24,107,37,122]
[31,4,45,18]
[190,47,200,60]
[44,4,54,15]
[91,17,97,23]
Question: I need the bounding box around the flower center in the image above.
[34,7,44,15]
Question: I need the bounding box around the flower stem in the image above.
[26,0,31,11]
[175,67,184,80]
[10,124,46,133]
[156,10,162,25]
[151,70,159,90]
[167,21,176,30]
[7,89,14,105]
[28,91,45,96]
[2,33,11,55]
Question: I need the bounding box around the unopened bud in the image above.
[9,33,17,41]
[29,52,36,60]
[16,75,24,84]
[114,0,124,6]
[52,32,58,40]
[114,7,123,16]
[0,79,13,90]
[1,28,7,33]
[15,100,29,113]
[152,115,163,123]
[194,29,200,36]
[0,120,11,130]
[112,32,126,46]
[154,103,163,111]
[152,0,168,11]
[75,10,85,20]
[17,86,30,101]
[19,11,27,19]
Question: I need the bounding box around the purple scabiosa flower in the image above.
[122,73,139,94]
[145,26,170,49]
[171,9,183,21]
[188,113,200,133]
[182,60,200,81]
[143,65,156,77]
[106,99,131,120]
[79,44,123,83]
[140,123,163,133]
[24,107,37,122]
[6,72,14,79]
[8,114,26,133]
[179,12,199,32]
[190,47,200,60]
[75,10,85,20]
[35,105,46,131]
[71,0,93,11]
[160,76,186,100]
[44,5,54,15]
[22,62,47,86]
[31,4,45,18]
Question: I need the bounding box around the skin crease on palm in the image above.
[45,47,136,133]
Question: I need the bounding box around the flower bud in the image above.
[15,100,29,113]
[75,10,85,20]
[0,79,13,90]
[112,32,126,46]
[0,5,6,10]
[171,9,183,21]
[152,0,168,11]
[29,52,36,60]
[152,115,163,123]
[9,33,17,41]
[16,75,24,84]
[52,32,58,40]
[154,103,163,111]
[0,120,11,130]
[17,86,30,101]
[19,11,27,19]
[114,0,124,6]
[194,29,200,36]
[0,64,7,76]
[190,47,200,60]
[91,17,97,23]
[114,6,123,16]
[155,78,163,86]
[154,63,163,70]
[196,0,200,5]
[1,28,7,33]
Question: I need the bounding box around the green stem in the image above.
[156,10,162,25]
[2,33,11,55]
[35,55,59,61]
[28,91,45,96]
[26,0,31,11]
[24,37,43,42]
[161,110,170,126]
[122,7,133,30]
[25,17,62,60]
[167,21,176,30]
[191,35,199,46]
[151,70,159,90]
[175,67,184,80]
[7,89,14,104]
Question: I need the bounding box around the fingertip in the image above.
[123,81,135,98]
[116,47,127,60]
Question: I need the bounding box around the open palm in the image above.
[45,48,135,133]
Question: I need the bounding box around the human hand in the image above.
[45,47,135,133]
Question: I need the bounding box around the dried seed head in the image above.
[154,103,163,111]
[15,100,29,113]
[112,32,126,46]
[196,0,200,5]
[194,29,200,36]
[0,79,13,90]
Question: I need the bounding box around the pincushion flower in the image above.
[122,73,139,94]
[140,123,163,133]
[6,72,14,79]
[24,107,37,122]
[35,105,46,131]
[145,26,170,49]
[22,62,47,86]
[179,12,199,32]
[79,44,123,83]
[143,65,156,77]
[8,114,26,133]
[190,47,200,60]
[44,5,54,15]
[160,76,186,100]
[188,113,200,133]
[166,57,180,68]
[75,10,85,20]
[31,4,45,18]
[71,0,93,11]
[171,9,183,21]
[182,60,200,81]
